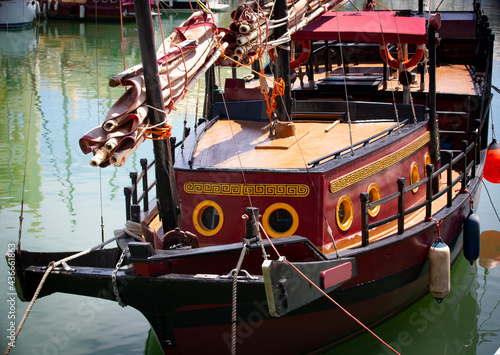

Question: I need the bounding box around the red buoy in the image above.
[484,139,500,183]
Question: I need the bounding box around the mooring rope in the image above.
[230,242,249,355]
[4,224,143,355]
[258,222,401,355]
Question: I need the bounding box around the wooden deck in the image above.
[284,63,477,96]
[191,120,397,169]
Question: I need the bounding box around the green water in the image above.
[1,1,499,354]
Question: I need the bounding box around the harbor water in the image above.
[1,1,499,354]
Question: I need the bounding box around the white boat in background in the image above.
[0,0,37,29]
[159,0,229,12]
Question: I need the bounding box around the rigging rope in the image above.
[266,20,341,258]
[17,5,44,252]
[96,2,106,243]
[334,11,354,156]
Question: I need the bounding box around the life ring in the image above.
[379,43,425,70]
[268,40,311,70]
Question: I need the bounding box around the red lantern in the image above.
[484,139,500,183]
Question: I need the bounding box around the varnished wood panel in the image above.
[192,120,396,169]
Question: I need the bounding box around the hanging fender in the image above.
[463,210,481,265]
[268,40,311,70]
[379,43,425,70]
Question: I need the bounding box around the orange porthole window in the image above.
[410,162,420,193]
[336,195,354,231]
[367,183,381,217]
[192,200,224,236]
[263,203,299,238]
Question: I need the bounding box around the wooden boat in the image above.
[40,0,155,21]
[9,0,495,354]
[0,0,37,28]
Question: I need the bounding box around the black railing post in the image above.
[397,178,406,235]
[360,192,370,246]
[140,158,149,212]
[130,171,138,204]
[472,131,478,178]
[245,207,259,240]
[131,204,141,223]
[461,140,468,191]
[426,164,434,219]
[446,151,453,207]
[124,186,132,221]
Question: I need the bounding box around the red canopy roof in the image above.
[292,11,427,44]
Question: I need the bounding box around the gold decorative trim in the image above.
[184,182,310,197]
[330,131,431,194]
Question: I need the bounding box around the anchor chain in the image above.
[111,248,129,308]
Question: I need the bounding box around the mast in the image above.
[134,0,181,232]
[428,17,440,192]
[275,0,292,121]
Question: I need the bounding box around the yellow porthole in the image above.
[336,195,354,231]
[410,162,420,193]
[192,200,224,236]
[262,203,299,238]
[424,153,431,176]
[367,183,381,217]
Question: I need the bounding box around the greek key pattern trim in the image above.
[184,182,310,197]
[329,131,431,194]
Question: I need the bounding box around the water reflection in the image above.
[1,1,499,354]
[0,26,43,228]
[479,230,500,270]
[330,256,480,355]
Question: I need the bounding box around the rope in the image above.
[426,217,443,241]
[17,7,42,252]
[262,77,285,122]
[457,188,474,210]
[265,36,341,258]
[97,0,106,244]
[480,178,500,223]
[231,243,249,355]
[334,10,354,156]
[372,0,391,11]
[4,224,144,354]
[258,222,400,355]
[4,263,54,355]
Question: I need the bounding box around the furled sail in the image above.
[80,0,348,167]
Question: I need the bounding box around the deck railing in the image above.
[308,118,410,167]
[124,158,157,221]
[359,134,478,247]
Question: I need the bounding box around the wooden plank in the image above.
[191,120,396,169]
[255,130,309,150]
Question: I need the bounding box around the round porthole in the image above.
[367,183,381,217]
[263,203,299,238]
[336,195,354,231]
[192,200,223,236]
[410,162,420,193]
[424,153,432,176]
